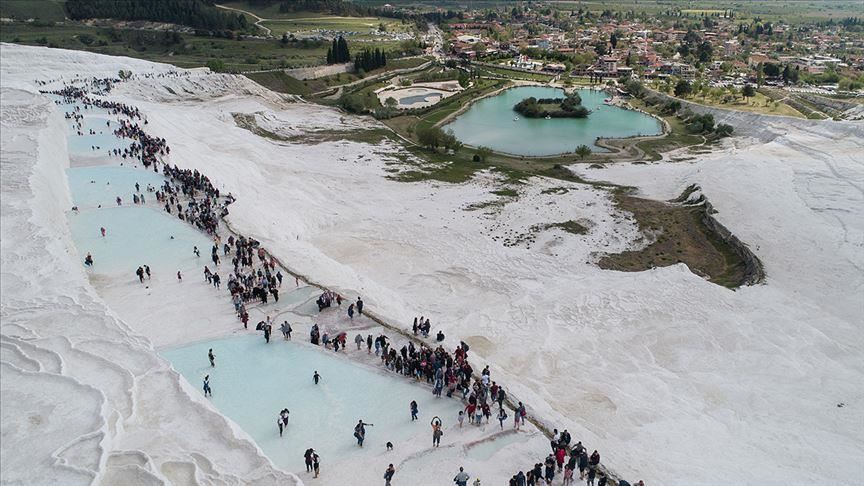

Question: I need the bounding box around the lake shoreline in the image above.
[442,85,665,158]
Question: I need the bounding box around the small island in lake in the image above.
[513,92,590,118]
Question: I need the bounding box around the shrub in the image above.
[475,146,492,162]
[206,59,226,72]
[714,123,734,137]
[575,144,592,159]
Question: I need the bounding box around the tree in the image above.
[789,66,800,84]
[458,70,470,88]
[742,84,756,99]
[206,59,226,72]
[441,129,462,152]
[416,125,443,150]
[674,79,692,97]
[762,62,780,77]
[594,42,607,56]
[610,32,619,49]
[625,79,645,98]
[327,36,350,64]
[661,100,681,114]
[575,144,592,159]
[354,47,386,72]
[339,93,370,114]
[697,41,713,63]
[384,97,398,109]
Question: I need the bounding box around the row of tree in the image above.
[354,48,387,72]
[625,80,733,139]
[325,36,350,64]
[416,125,462,152]
[65,0,248,31]
[673,78,756,100]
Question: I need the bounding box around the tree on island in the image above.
[514,92,589,118]
[575,144,592,159]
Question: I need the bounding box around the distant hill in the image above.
[0,0,67,22]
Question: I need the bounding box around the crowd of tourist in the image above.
[52,72,651,486]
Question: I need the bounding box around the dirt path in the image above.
[215,4,272,36]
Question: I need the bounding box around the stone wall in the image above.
[285,62,353,80]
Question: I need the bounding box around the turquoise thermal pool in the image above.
[444,86,663,156]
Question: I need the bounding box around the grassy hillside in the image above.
[244,70,311,95]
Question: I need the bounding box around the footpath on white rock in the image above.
[2,43,863,486]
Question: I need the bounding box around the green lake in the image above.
[444,86,663,156]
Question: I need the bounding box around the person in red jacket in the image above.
[555,446,566,472]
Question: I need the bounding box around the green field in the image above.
[0,22,334,71]
[219,2,341,20]
[0,18,424,73]
[680,9,725,15]
[244,70,313,95]
[647,81,805,119]
[262,16,411,37]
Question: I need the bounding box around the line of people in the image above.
[60,74,629,486]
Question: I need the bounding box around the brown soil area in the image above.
[598,194,749,288]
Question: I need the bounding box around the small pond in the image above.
[444,86,663,156]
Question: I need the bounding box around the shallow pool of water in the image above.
[45,94,131,156]
[445,86,663,156]
[399,93,443,106]
[161,335,464,472]
[68,205,213,276]
[67,166,165,208]
[66,114,129,156]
